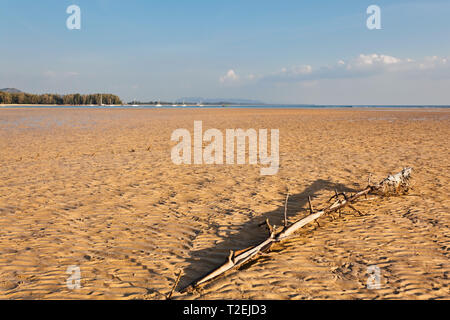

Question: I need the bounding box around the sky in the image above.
[0,0,449,104]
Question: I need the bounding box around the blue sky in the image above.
[1,0,449,104]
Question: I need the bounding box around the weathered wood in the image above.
[284,194,289,227]
[178,168,412,294]
[167,270,182,299]
[377,167,412,195]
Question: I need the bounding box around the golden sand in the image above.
[0,107,448,299]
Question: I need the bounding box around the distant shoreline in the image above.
[1,104,449,109]
[0,104,124,107]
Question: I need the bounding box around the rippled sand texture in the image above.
[0,108,448,300]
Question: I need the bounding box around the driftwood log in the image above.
[177,168,413,294]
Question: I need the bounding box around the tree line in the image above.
[0,92,122,105]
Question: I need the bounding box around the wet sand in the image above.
[0,107,448,299]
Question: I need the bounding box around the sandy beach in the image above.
[0,107,448,300]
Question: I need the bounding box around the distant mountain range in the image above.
[0,88,23,93]
[176,97,265,105]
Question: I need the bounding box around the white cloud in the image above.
[418,56,449,70]
[220,69,239,84]
[262,54,450,83]
[290,65,313,75]
[353,54,401,66]
[43,70,57,78]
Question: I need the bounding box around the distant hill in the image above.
[177,97,265,105]
[0,88,22,93]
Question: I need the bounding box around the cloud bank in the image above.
[221,54,450,85]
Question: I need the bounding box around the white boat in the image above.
[155,99,162,107]
[131,98,139,107]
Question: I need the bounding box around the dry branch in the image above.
[167,270,182,299]
[284,193,289,227]
[178,168,413,294]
